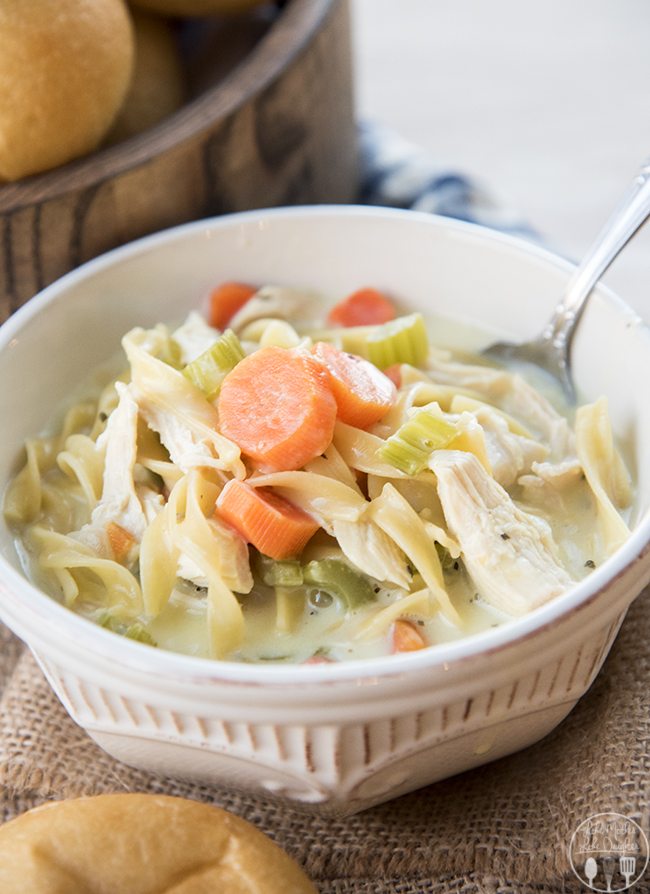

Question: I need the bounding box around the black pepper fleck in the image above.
[500,532,510,540]
[585,559,596,569]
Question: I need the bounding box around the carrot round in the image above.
[216,479,319,560]
[208,281,257,329]
[312,342,396,429]
[218,346,337,471]
[391,619,428,653]
[327,288,396,327]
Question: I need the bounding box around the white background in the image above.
[352,0,650,320]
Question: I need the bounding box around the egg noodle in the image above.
[3,287,632,663]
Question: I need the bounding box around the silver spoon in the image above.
[483,160,650,403]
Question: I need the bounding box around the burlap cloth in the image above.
[0,587,648,893]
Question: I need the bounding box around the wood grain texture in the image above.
[0,0,357,321]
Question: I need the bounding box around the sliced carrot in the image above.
[106,522,136,565]
[216,479,319,560]
[327,287,396,327]
[312,342,396,429]
[391,619,428,653]
[218,346,337,471]
[208,281,257,329]
[383,364,402,389]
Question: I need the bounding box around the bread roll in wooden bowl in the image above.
[0,0,357,320]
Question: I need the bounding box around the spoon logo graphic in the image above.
[569,813,648,891]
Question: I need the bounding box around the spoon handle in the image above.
[543,160,650,347]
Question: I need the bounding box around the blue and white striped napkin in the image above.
[358,122,537,241]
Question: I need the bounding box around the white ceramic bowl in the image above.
[1,207,649,815]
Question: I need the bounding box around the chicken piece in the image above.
[517,458,584,513]
[430,450,574,615]
[137,485,165,523]
[138,404,216,472]
[427,353,511,396]
[427,353,574,460]
[500,376,574,460]
[228,285,317,331]
[172,312,220,364]
[176,519,253,594]
[331,517,411,589]
[530,458,583,488]
[124,328,244,477]
[72,383,148,555]
[473,405,548,488]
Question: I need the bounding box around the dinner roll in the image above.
[108,10,185,144]
[0,794,317,893]
[131,0,268,16]
[0,0,134,181]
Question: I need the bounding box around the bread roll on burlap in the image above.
[0,793,317,893]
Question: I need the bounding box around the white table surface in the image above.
[353,0,650,321]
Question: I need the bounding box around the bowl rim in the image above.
[1,204,649,687]
[0,0,338,212]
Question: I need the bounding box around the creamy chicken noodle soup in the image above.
[4,284,633,662]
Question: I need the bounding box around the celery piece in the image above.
[276,586,305,633]
[98,613,157,647]
[303,559,375,609]
[339,327,375,357]
[124,623,158,646]
[366,313,429,369]
[182,329,244,399]
[378,409,457,475]
[253,552,303,588]
[305,325,375,357]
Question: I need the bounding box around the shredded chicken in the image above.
[500,376,575,460]
[430,450,575,615]
[124,329,244,477]
[529,458,583,488]
[472,405,548,488]
[427,353,511,394]
[72,383,150,555]
[228,286,317,331]
[138,405,216,472]
[176,517,253,594]
[172,312,220,364]
[427,353,574,460]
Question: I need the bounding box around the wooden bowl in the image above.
[0,0,357,321]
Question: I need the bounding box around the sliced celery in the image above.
[366,313,429,369]
[98,613,157,647]
[182,329,244,399]
[303,558,375,609]
[276,586,305,633]
[305,315,428,367]
[253,553,303,588]
[304,325,375,357]
[378,409,457,475]
[124,623,158,646]
[339,327,376,357]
